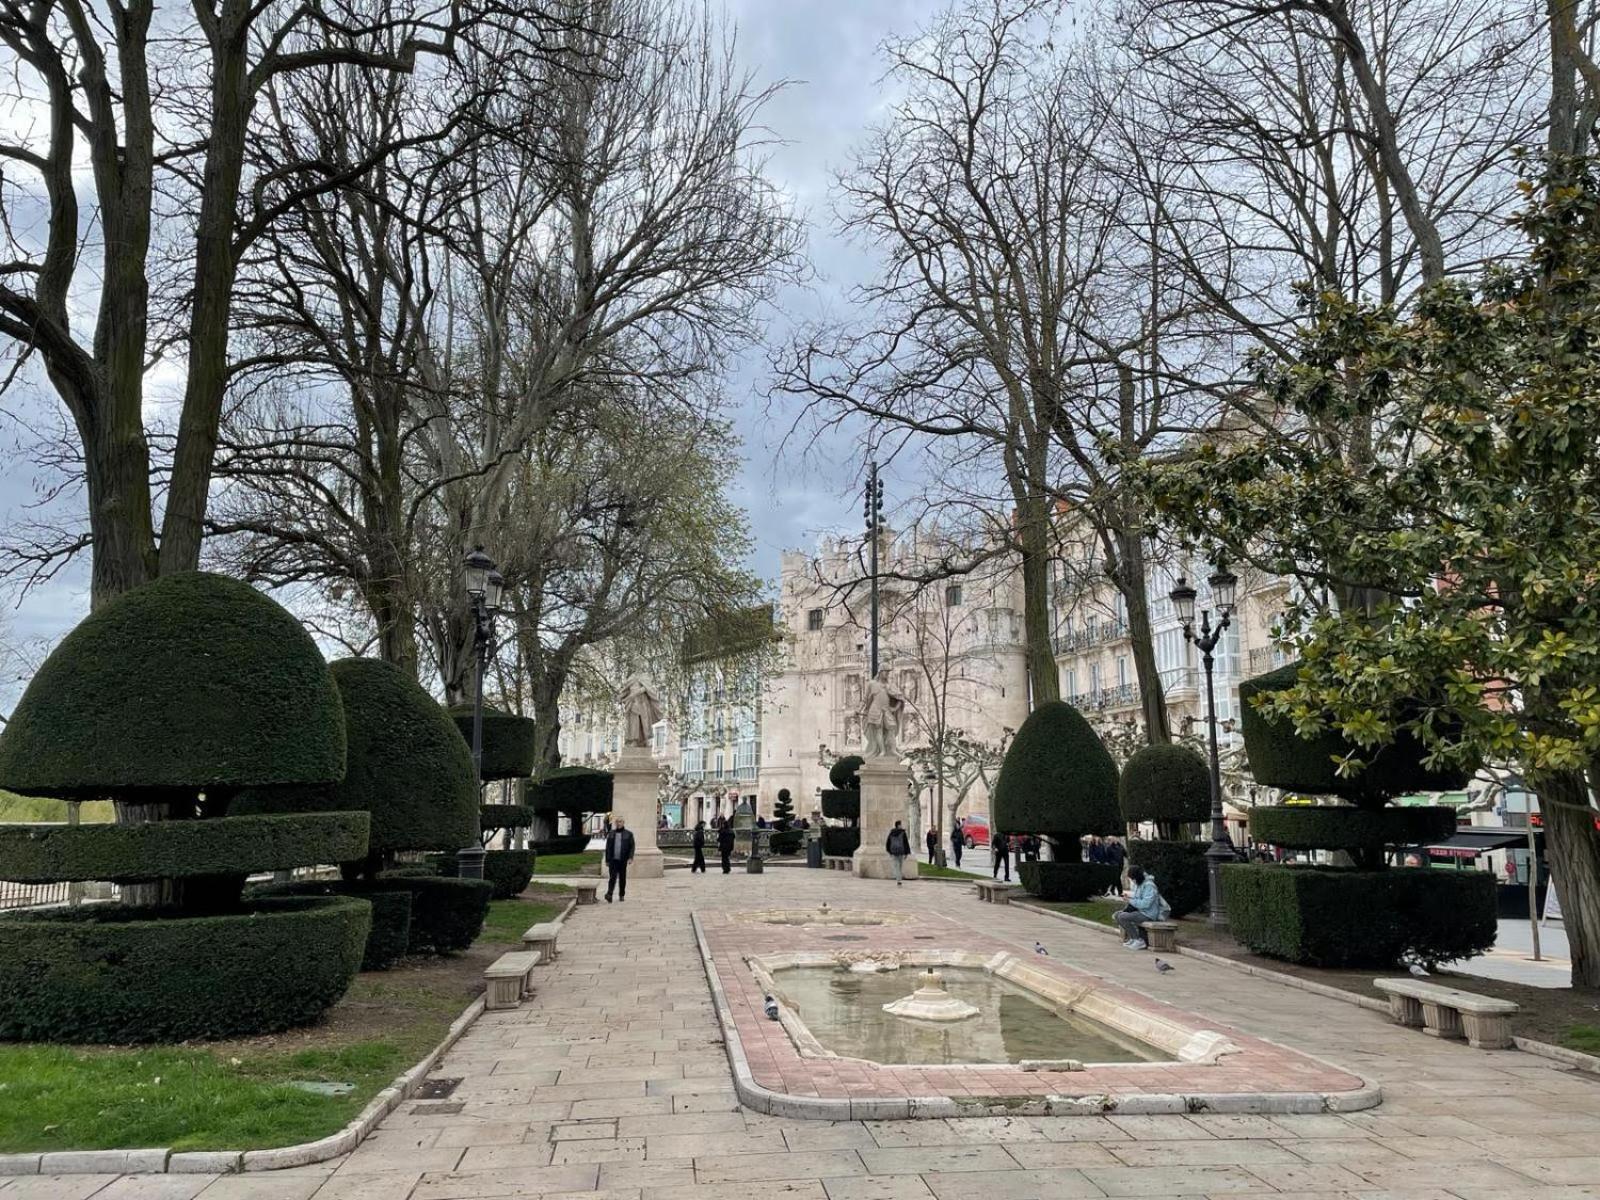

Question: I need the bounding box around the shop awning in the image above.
[1421,830,1528,859]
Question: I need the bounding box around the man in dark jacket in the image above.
[690,821,707,873]
[886,820,912,885]
[604,818,636,902]
[925,825,939,865]
[717,820,736,873]
[992,831,1011,882]
[950,820,964,868]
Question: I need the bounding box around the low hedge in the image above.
[1222,862,1497,968]
[1129,839,1208,918]
[0,895,370,1042]
[0,812,370,883]
[820,789,860,821]
[376,873,493,954]
[531,834,591,855]
[767,830,804,856]
[820,827,861,857]
[1017,860,1122,902]
[461,849,534,899]
[255,879,414,971]
[1248,805,1457,853]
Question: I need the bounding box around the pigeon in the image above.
[1153,958,1174,973]
[1408,962,1430,977]
[1034,942,1049,956]
[763,995,780,1020]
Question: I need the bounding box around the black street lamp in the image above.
[1170,566,1239,928]
[863,462,886,676]
[461,544,505,881]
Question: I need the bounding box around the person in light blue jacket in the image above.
[1113,866,1166,950]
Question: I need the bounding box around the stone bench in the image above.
[1374,978,1518,1049]
[521,922,561,965]
[823,856,852,871]
[974,880,1020,904]
[570,880,600,905]
[1140,921,1178,953]
[484,951,541,1011]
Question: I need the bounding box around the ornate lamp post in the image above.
[461,544,505,881]
[1169,567,1238,928]
[864,462,885,676]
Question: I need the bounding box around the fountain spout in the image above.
[882,968,979,1022]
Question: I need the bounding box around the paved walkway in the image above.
[12,870,1600,1199]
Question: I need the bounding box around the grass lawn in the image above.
[0,895,552,1153]
[1564,1024,1600,1054]
[0,793,113,822]
[536,850,601,875]
[1031,898,1121,927]
[918,863,977,880]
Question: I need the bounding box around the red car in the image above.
[957,814,991,849]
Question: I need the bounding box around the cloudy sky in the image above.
[0,0,930,682]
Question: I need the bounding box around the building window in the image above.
[944,584,963,607]
[807,608,825,631]
[1117,656,1128,687]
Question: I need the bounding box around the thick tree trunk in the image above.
[82,409,160,608]
[530,670,567,773]
[1533,767,1600,989]
[1112,528,1170,744]
[1016,498,1059,705]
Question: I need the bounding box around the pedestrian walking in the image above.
[925,825,939,865]
[950,820,964,868]
[690,820,707,873]
[717,819,736,874]
[1114,865,1168,949]
[886,820,913,885]
[992,831,1011,882]
[604,818,636,902]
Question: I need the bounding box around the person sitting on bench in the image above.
[1114,866,1169,950]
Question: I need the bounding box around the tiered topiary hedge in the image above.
[528,766,614,841]
[1120,743,1212,918]
[0,572,369,1042]
[1230,663,1493,967]
[450,705,538,781]
[994,701,1123,901]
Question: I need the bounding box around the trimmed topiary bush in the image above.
[821,827,861,857]
[773,788,796,831]
[1120,743,1211,836]
[0,572,364,1042]
[829,756,864,789]
[483,849,535,899]
[1128,839,1209,918]
[820,789,860,821]
[480,805,534,839]
[1222,863,1497,967]
[1017,861,1122,902]
[0,895,370,1042]
[532,834,592,856]
[377,874,493,953]
[768,830,804,856]
[528,767,614,815]
[237,657,479,868]
[1248,805,1456,856]
[993,702,1120,885]
[256,878,414,971]
[450,706,538,781]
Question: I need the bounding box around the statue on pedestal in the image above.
[860,668,906,759]
[618,676,663,748]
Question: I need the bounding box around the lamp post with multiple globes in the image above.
[460,545,505,881]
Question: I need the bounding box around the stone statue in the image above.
[618,676,663,748]
[860,668,906,758]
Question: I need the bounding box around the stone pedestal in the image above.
[853,756,917,881]
[611,747,664,879]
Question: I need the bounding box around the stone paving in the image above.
[10,868,1600,1199]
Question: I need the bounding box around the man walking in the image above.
[992,830,1011,882]
[925,824,939,866]
[690,820,707,874]
[950,820,963,868]
[604,818,635,902]
[717,819,736,874]
[886,820,913,886]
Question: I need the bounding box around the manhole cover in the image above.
[824,934,866,942]
[415,1077,461,1100]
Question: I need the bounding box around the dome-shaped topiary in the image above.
[0,572,345,798]
[992,701,1120,852]
[1120,743,1211,831]
[527,766,614,815]
[1240,664,1471,808]
[829,755,864,789]
[450,705,537,781]
[238,657,478,858]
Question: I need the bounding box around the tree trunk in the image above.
[1112,528,1170,743]
[82,410,160,608]
[529,667,568,772]
[1533,767,1600,988]
[1016,497,1059,705]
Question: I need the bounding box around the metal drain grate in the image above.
[415,1077,462,1100]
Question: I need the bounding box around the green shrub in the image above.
[0,813,369,883]
[377,874,493,953]
[1222,863,1497,967]
[237,657,479,861]
[1239,664,1471,805]
[829,755,864,789]
[773,788,796,831]
[767,830,804,856]
[532,834,592,855]
[479,805,534,838]
[0,896,369,1042]
[820,827,861,857]
[993,702,1120,852]
[482,849,534,899]
[527,767,614,815]
[1017,861,1122,902]
[1128,839,1209,918]
[820,789,860,821]
[1120,744,1211,833]
[0,572,346,797]
[254,879,414,971]
[1248,805,1457,854]
[450,706,538,781]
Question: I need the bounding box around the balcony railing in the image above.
[1247,646,1290,674]
[1052,620,1129,656]
[1068,683,1141,711]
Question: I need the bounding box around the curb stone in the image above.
[1514,1035,1600,1073]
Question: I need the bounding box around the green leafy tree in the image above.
[1144,157,1600,986]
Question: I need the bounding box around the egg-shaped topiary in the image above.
[450,705,538,781]
[0,571,346,798]
[237,657,478,860]
[1120,743,1211,834]
[1239,664,1472,808]
[992,701,1121,856]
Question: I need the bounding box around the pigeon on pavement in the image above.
[1034,942,1049,956]
[1153,958,1174,973]
[764,995,780,1020]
